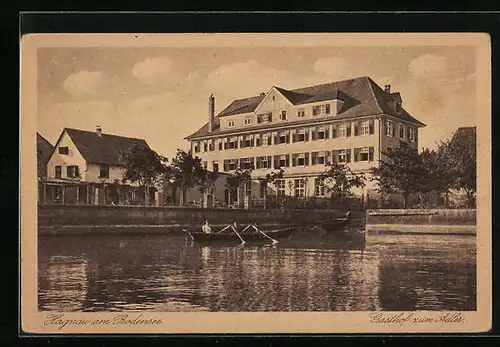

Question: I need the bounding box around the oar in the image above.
[183,229,194,241]
[217,225,232,233]
[253,225,278,245]
[231,225,246,245]
[241,224,252,233]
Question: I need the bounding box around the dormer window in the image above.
[99,164,110,179]
[58,147,69,155]
[297,108,305,117]
[312,104,331,116]
[228,120,235,128]
[244,118,252,125]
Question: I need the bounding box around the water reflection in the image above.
[38,233,476,312]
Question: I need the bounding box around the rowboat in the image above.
[317,211,352,233]
[184,226,295,244]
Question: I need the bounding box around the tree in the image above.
[319,163,366,201]
[225,166,253,208]
[120,143,168,205]
[419,146,455,207]
[258,168,284,209]
[371,143,427,209]
[169,149,207,206]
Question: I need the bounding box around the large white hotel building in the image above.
[185,76,425,199]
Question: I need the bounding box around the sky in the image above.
[37,44,476,160]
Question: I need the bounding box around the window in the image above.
[279,110,287,120]
[312,104,331,116]
[354,147,374,162]
[208,140,214,151]
[399,124,405,139]
[58,147,69,155]
[241,136,253,148]
[213,161,219,172]
[276,179,286,196]
[194,142,200,153]
[262,134,271,146]
[223,159,237,171]
[292,153,307,167]
[203,142,208,152]
[361,121,370,135]
[218,140,223,151]
[274,154,289,168]
[275,131,289,145]
[66,165,80,178]
[408,127,416,142]
[256,156,270,169]
[338,149,347,163]
[99,164,109,178]
[240,157,254,169]
[228,120,235,127]
[312,151,328,165]
[55,165,62,179]
[339,124,347,137]
[385,120,395,137]
[312,127,329,140]
[297,108,305,117]
[225,138,238,150]
[244,118,252,125]
[294,179,305,197]
[257,112,273,124]
[315,178,327,197]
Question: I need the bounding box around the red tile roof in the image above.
[186,76,425,140]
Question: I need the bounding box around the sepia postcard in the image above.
[20,33,491,334]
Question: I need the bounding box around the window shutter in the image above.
[391,125,396,137]
[354,122,360,136]
[223,162,228,171]
[251,157,255,169]
[240,139,244,148]
[384,122,389,136]
[332,150,338,163]
[369,147,374,161]
[234,140,238,149]
[305,153,310,166]
[268,114,273,122]
[311,129,317,140]
[286,134,290,143]
[354,148,359,162]
[292,133,297,143]
[285,154,290,167]
[292,154,297,167]
[346,149,351,163]
[224,142,228,150]
[326,104,331,114]
[267,156,272,168]
[369,119,374,134]
[332,125,338,138]
[256,159,261,169]
[305,132,309,141]
[75,166,80,177]
[407,127,411,139]
[66,166,71,177]
[347,124,352,137]
[415,129,418,142]
[325,128,329,139]
[274,156,279,169]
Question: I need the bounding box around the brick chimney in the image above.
[384,84,391,93]
[208,94,215,132]
[96,125,103,137]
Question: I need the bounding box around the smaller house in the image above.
[42,126,159,205]
[37,133,54,179]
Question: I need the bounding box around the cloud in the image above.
[132,57,173,82]
[312,57,350,80]
[63,71,103,96]
[205,60,293,103]
[408,54,448,79]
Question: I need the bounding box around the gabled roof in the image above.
[186,76,425,140]
[55,128,152,166]
[37,133,54,162]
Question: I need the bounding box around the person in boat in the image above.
[232,221,241,233]
[202,220,212,234]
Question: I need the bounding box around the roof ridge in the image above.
[65,127,147,142]
[291,75,368,93]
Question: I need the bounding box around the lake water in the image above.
[38,232,476,312]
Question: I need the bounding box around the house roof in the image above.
[37,133,54,163]
[60,128,152,166]
[186,76,426,140]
